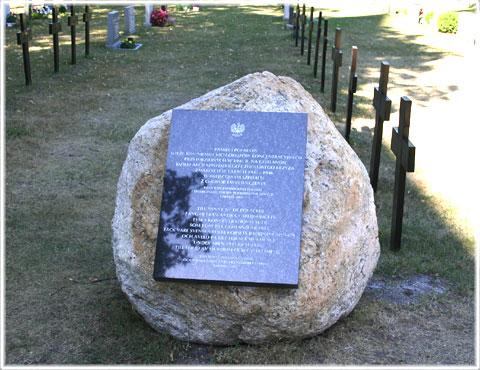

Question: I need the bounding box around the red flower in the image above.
[151,8,169,26]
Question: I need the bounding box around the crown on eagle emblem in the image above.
[230,123,245,137]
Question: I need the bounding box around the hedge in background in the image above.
[437,11,458,33]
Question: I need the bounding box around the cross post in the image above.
[330,27,342,112]
[68,6,79,64]
[313,11,322,77]
[320,18,328,93]
[295,3,300,46]
[307,7,314,65]
[49,7,62,72]
[17,13,32,85]
[83,5,92,57]
[390,97,416,251]
[345,46,358,143]
[300,4,306,55]
[369,61,392,192]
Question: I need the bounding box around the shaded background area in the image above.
[3,4,476,365]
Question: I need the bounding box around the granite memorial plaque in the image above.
[124,6,136,35]
[106,10,121,49]
[153,109,308,288]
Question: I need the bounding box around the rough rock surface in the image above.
[112,71,380,345]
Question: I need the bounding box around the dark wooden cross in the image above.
[390,96,416,251]
[369,61,392,192]
[313,11,322,77]
[295,3,300,46]
[83,5,92,57]
[16,13,32,85]
[68,6,79,65]
[329,27,342,112]
[320,18,328,93]
[345,46,358,143]
[307,7,314,65]
[300,4,306,55]
[49,7,62,73]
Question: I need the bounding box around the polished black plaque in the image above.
[153,109,307,287]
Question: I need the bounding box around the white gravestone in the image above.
[144,3,153,26]
[106,10,121,49]
[283,3,289,19]
[124,6,136,35]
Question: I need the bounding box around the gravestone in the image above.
[106,10,121,49]
[313,11,322,77]
[390,97,415,251]
[16,13,32,85]
[300,4,306,55]
[320,18,328,92]
[307,7,314,65]
[49,7,61,72]
[124,5,135,35]
[153,109,307,287]
[330,27,343,112]
[345,46,358,143]
[144,3,153,26]
[295,3,300,44]
[68,6,78,64]
[370,61,392,192]
[82,6,92,57]
[112,71,380,345]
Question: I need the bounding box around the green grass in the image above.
[4,5,476,365]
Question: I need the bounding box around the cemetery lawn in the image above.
[3,4,476,366]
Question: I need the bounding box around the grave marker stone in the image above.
[153,109,308,287]
[390,97,416,251]
[83,5,92,57]
[124,5,135,35]
[345,46,358,143]
[49,7,61,72]
[300,4,306,55]
[369,61,392,192]
[313,11,322,77]
[307,7,314,65]
[320,18,328,92]
[295,3,300,45]
[144,3,153,26]
[16,13,32,85]
[288,5,294,25]
[330,27,343,112]
[68,6,78,64]
[106,10,121,49]
[283,3,289,19]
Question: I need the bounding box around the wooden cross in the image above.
[320,18,328,93]
[295,3,300,46]
[68,6,79,64]
[369,61,392,192]
[313,11,322,78]
[49,7,62,72]
[16,13,32,85]
[390,97,416,251]
[83,5,92,57]
[345,46,358,143]
[307,7,314,65]
[329,27,342,112]
[300,4,306,55]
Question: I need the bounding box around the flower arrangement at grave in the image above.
[31,5,52,19]
[120,37,136,49]
[150,8,175,27]
[6,13,18,26]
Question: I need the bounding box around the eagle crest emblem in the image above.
[230,123,245,137]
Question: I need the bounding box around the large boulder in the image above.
[112,71,380,345]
